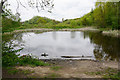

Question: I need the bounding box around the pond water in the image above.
[3,31,120,61]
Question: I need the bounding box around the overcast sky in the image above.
[8,0,97,21]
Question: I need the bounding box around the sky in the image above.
[7,0,97,22]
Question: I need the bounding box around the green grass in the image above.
[0,27,2,33]
[85,67,119,79]
[6,67,34,75]
[103,72,120,79]
[7,68,19,75]
[50,66,62,71]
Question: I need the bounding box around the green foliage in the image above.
[19,55,50,66]
[85,67,119,79]
[2,16,21,33]
[0,27,2,33]
[37,17,47,24]
[52,23,70,29]
[7,68,19,75]
[2,3,21,33]
[5,67,34,75]
[22,16,60,29]
[2,2,119,33]
[60,2,119,30]
[21,16,83,30]
[2,44,49,67]
[80,2,119,29]
[2,45,21,67]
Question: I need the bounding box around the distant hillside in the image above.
[21,16,83,29]
[20,16,60,29]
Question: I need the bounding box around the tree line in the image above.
[1,1,120,33]
[51,1,120,30]
[79,1,120,29]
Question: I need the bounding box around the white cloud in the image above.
[8,0,97,21]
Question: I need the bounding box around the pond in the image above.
[3,31,120,61]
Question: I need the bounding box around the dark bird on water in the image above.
[41,53,48,56]
[82,55,84,57]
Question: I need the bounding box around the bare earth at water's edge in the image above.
[3,27,120,37]
[3,60,118,78]
[3,27,100,34]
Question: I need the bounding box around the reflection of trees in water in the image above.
[84,32,120,61]
[34,31,44,34]
[3,33,24,50]
[14,33,23,44]
[94,45,112,61]
[52,31,57,40]
[71,31,76,39]
[83,31,89,39]
[3,31,120,61]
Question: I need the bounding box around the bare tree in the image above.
[0,0,54,14]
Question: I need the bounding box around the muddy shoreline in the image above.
[15,60,118,78]
[3,27,120,37]
[3,59,118,78]
[3,27,100,34]
[40,59,118,69]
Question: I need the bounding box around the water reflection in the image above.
[71,31,76,39]
[52,31,57,40]
[2,31,120,61]
[83,32,120,61]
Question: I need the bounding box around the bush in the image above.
[19,54,49,66]
[2,17,21,33]
[2,46,21,67]
[2,44,49,67]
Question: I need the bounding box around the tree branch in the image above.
[1,0,54,14]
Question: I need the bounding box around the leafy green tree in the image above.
[37,17,47,24]
[78,1,119,30]
[94,2,106,27]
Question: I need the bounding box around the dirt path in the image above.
[15,60,118,78]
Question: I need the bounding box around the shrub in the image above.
[2,44,49,67]
[2,46,21,67]
[19,54,50,66]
